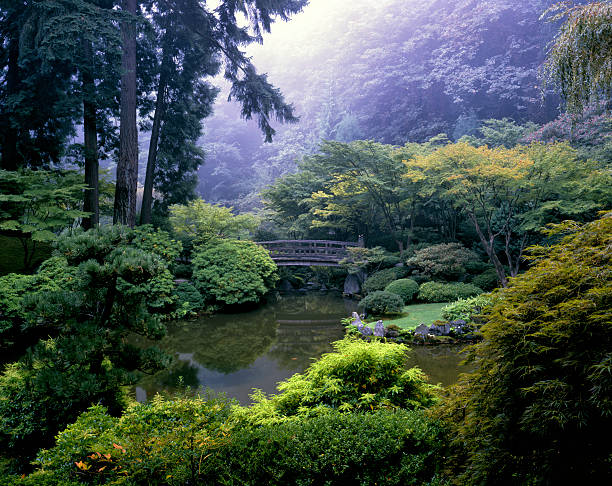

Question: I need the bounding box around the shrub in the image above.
[240,337,438,423]
[385,278,420,303]
[418,282,483,303]
[192,239,278,306]
[174,282,203,316]
[441,295,492,321]
[358,290,405,315]
[435,215,612,484]
[471,267,499,290]
[406,243,481,280]
[206,410,446,486]
[362,267,409,294]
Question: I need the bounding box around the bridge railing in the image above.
[257,240,358,264]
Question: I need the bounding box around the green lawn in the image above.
[366,302,449,330]
[0,235,52,276]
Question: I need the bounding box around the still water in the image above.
[134,292,470,404]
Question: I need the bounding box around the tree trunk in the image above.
[82,39,99,230]
[2,34,20,170]
[114,0,138,227]
[469,213,508,287]
[140,54,170,225]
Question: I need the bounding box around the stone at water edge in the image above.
[344,273,362,295]
[414,324,429,337]
[374,320,385,337]
[278,279,294,291]
[429,322,450,336]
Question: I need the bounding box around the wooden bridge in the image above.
[257,240,358,267]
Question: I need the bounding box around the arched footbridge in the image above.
[257,240,359,267]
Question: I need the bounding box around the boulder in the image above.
[374,320,385,337]
[343,273,362,295]
[414,324,429,338]
[429,322,451,336]
[278,279,294,291]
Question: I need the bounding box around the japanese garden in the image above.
[0,1,611,484]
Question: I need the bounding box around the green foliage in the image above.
[358,290,405,315]
[174,282,203,316]
[169,199,259,246]
[207,410,446,486]
[362,267,409,294]
[418,282,483,303]
[340,246,387,274]
[385,278,420,303]
[436,214,612,484]
[0,169,88,268]
[542,2,612,112]
[406,243,481,281]
[192,239,279,307]
[240,337,438,424]
[471,267,499,291]
[0,226,173,459]
[441,295,492,322]
[34,394,234,485]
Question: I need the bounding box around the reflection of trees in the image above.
[162,317,279,374]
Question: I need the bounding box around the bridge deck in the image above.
[257,240,358,267]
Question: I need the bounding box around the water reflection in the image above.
[134,292,469,404]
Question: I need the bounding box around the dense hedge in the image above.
[362,267,409,294]
[358,290,405,315]
[384,278,419,303]
[418,282,483,303]
[441,295,492,321]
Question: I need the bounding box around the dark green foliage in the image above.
[362,267,409,294]
[241,337,438,423]
[206,410,446,486]
[0,226,173,460]
[418,282,483,303]
[471,268,499,291]
[406,243,481,281]
[384,278,420,303]
[174,282,203,315]
[192,239,279,307]
[436,214,612,484]
[358,291,405,316]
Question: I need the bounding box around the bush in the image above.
[435,215,612,484]
[418,282,483,303]
[362,267,409,294]
[385,278,420,303]
[207,410,446,486]
[471,267,499,290]
[358,290,405,315]
[192,239,278,306]
[406,243,481,280]
[441,295,492,321]
[174,282,203,316]
[240,337,438,423]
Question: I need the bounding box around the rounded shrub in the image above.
[418,281,483,303]
[406,242,481,280]
[384,278,420,303]
[192,239,279,306]
[174,282,203,314]
[358,290,405,315]
[362,267,409,294]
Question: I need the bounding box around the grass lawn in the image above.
[0,235,52,276]
[366,302,450,330]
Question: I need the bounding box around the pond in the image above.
[134,292,471,405]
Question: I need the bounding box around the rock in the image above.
[351,311,363,329]
[386,330,399,338]
[278,279,294,291]
[374,320,385,337]
[429,322,451,336]
[320,283,328,291]
[361,326,373,336]
[173,278,189,285]
[343,273,362,295]
[414,324,429,337]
